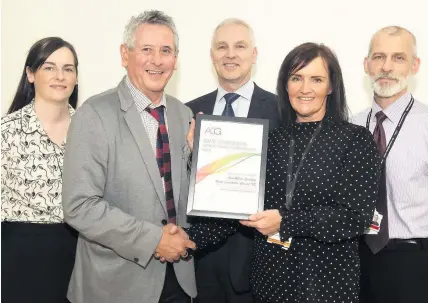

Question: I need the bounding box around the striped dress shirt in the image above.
[353,92,428,239]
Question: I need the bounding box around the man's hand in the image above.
[154,224,196,262]
[239,209,282,236]
[186,112,203,151]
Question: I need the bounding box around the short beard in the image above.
[371,72,409,98]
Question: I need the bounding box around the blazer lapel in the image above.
[201,90,217,115]
[117,78,167,215]
[165,97,183,209]
[247,83,266,118]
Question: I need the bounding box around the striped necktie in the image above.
[145,106,176,224]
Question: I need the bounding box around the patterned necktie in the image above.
[145,106,176,224]
[365,111,389,254]
[222,93,240,117]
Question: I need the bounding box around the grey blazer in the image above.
[62,77,196,303]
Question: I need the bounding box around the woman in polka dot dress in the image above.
[188,42,381,303]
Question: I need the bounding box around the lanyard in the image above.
[285,122,323,210]
[366,96,414,166]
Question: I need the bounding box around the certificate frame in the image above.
[186,114,269,220]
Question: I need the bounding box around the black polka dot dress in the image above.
[189,119,380,303]
[252,120,380,303]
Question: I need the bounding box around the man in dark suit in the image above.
[185,18,281,303]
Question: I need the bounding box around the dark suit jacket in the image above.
[186,83,281,293]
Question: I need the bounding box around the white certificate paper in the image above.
[187,116,268,219]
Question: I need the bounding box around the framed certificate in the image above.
[187,115,269,220]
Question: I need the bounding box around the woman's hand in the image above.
[240,209,282,236]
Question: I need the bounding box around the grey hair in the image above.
[368,26,417,58]
[123,10,179,53]
[211,18,256,48]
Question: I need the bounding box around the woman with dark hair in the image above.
[187,43,381,302]
[1,37,79,303]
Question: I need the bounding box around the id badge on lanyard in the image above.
[266,121,323,250]
[267,233,292,250]
[363,96,414,234]
[364,209,383,235]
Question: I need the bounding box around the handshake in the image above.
[154,223,196,263]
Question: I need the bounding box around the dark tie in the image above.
[373,111,388,155]
[222,93,240,117]
[145,106,176,224]
[365,111,389,254]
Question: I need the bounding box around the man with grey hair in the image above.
[62,10,197,303]
[185,18,281,303]
[353,26,428,303]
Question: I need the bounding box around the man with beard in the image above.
[353,26,428,303]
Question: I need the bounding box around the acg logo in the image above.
[204,127,222,135]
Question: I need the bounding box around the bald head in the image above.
[364,26,420,101]
[368,26,417,58]
[211,18,256,49]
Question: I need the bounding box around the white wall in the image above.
[2,0,427,116]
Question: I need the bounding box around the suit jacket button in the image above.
[161,219,167,225]
[134,257,139,263]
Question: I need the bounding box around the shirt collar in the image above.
[125,76,167,113]
[216,80,254,103]
[370,92,412,124]
[21,101,75,134]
